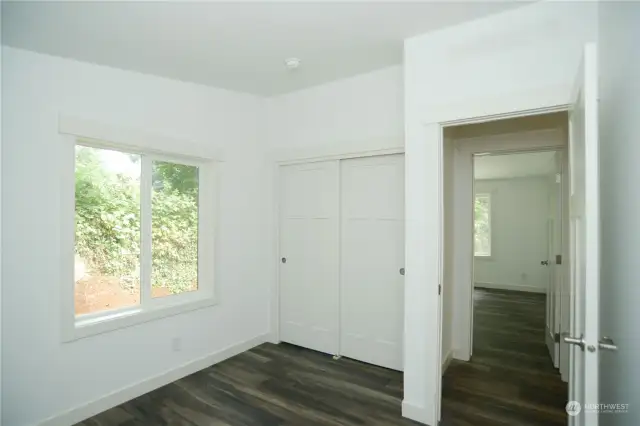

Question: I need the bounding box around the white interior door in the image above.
[545,215,557,364]
[546,151,563,368]
[339,154,405,371]
[567,43,600,426]
[560,150,571,383]
[553,152,564,370]
[279,160,339,355]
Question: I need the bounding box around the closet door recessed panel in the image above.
[340,154,405,370]
[279,161,339,355]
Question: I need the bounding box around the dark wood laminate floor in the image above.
[77,288,566,426]
[76,342,420,426]
[440,288,568,426]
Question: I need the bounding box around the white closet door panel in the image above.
[279,161,339,355]
[340,154,405,370]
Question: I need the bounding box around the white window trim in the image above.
[60,117,219,342]
[474,192,492,259]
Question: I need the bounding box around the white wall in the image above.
[598,2,640,424]
[266,65,403,152]
[404,2,596,423]
[1,47,269,426]
[405,2,597,123]
[474,177,550,293]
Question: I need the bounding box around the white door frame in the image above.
[269,144,404,347]
[450,127,568,362]
[404,104,570,425]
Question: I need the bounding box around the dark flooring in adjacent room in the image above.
[77,288,566,426]
[440,288,568,426]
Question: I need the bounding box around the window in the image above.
[151,160,199,298]
[68,139,216,340]
[74,146,141,315]
[474,193,491,257]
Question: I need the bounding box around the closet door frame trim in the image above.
[271,145,405,347]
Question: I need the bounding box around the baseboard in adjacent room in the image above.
[452,348,471,362]
[545,324,560,369]
[441,350,454,373]
[475,282,546,294]
[39,334,269,426]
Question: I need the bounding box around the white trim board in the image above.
[456,128,565,153]
[269,140,404,165]
[37,334,268,426]
[441,350,454,374]
[474,282,546,294]
[59,114,224,161]
[428,90,570,126]
[402,400,430,425]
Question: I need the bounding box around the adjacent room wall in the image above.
[1,47,269,426]
[404,2,596,423]
[598,2,640,424]
[474,177,550,294]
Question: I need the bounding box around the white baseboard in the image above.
[453,348,471,361]
[265,331,280,345]
[402,400,432,425]
[545,325,560,369]
[441,350,454,373]
[39,334,268,426]
[475,282,546,294]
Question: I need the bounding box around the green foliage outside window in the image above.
[151,161,199,293]
[75,146,198,294]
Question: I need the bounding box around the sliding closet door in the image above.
[340,154,405,370]
[279,161,339,355]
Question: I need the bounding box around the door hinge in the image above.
[438,284,442,295]
[554,332,561,343]
[556,254,562,265]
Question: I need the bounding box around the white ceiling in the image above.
[2,1,527,96]
[474,151,556,180]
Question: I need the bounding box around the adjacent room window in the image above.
[72,140,215,336]
[474,193,491,257]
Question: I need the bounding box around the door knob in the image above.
[399,268,405,276]
[599,336,618,351]
[541,260,549,266]
[563,333,585,351]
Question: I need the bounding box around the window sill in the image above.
[474,255,493,260]
[64,294,217,342]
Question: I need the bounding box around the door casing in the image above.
[449,126,568,363]
[424,104,571,424]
